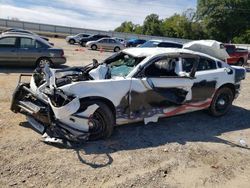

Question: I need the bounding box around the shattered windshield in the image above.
[107,52,145,77]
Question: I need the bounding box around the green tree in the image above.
[233,29,250,44]
[161,14,206,39]
[190,22,207,40]
[134,24,143,34]
[114,21,136,33]
[197,0,250,42]
[142,14,163,36]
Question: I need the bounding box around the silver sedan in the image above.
[86,38,125,52]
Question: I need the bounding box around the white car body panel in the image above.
[60,78,132,107]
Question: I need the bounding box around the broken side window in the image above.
[182,58,196,73]
[144,57,179,77]
[182,57,217,73]
[197,58,217,71]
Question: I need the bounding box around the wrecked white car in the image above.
[11,47,246,142]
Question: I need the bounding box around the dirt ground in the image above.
[0,38,250,188]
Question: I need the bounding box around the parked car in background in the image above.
[224,44,248,66]
[86,38,125,52]
[0,34,66,67]
[114,37,126,45]
[125,38,146,47]
[66,33,90,44]
[140,40,183,48]
[79,34,110,47]
[3,28,49,41]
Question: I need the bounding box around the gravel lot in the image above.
[0,38,250,188]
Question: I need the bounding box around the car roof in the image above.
[2,31,34,36]
[93,34,108,36]
[114,37,124,40]
[122,47,221,61]
[129,38,146,41]
[1,33,36,38]
[0,33,52,46]
[77,33,89,35]
[147,39,183,45]
[6,28,26,31]
[98,37,111,40]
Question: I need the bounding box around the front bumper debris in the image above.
[10,74,90,142]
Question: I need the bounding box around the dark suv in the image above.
[125,39,147,47]
[79,34,110,47]
[140,40,183,48]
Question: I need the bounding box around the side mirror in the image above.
[92,59,98,67]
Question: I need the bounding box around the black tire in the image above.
[69,39,75,45]
[91,44,97,50]
[236,59,244,66]
[114,46,120,52]
[80,41,86,47]
[36,57,52,68]
[87,101,114,140]
[209,87,234,117]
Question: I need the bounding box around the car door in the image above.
[0,36,19,65]
[182,57,226,102]
[108,39,119,50]
[17,37,39,66]
[98,39,109,49]
[129,56,195,120]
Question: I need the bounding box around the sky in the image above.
[0,0,197,30]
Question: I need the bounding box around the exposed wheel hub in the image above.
[215,93,230,112]
[217,99,226,106]
[88,113,104,135]
[39,59,50,67]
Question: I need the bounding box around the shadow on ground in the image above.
[80,105,250,152]
[21,105,250,167]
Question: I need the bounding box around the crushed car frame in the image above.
[11,47,246,143]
